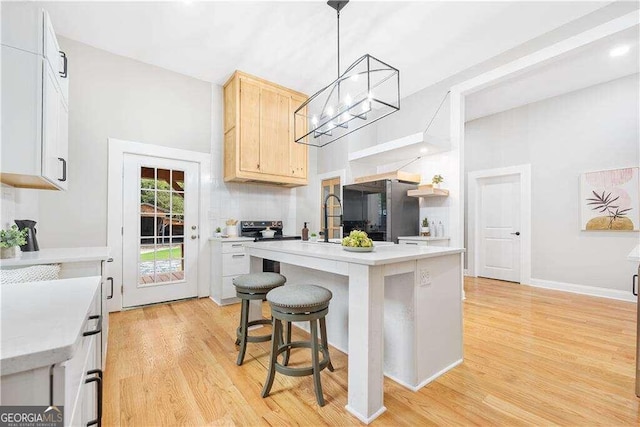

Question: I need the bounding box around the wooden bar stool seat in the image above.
[262,284,334,406]
[232,272,286,366]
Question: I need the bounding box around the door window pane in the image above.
[138,166,187,286]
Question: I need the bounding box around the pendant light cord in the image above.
[424,90,450,134]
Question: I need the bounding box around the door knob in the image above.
[191,225,197,230]
[510,232,520,236]
[191,235,197,240]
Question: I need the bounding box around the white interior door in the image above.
[122,154,199,307]
[478,174,521,282]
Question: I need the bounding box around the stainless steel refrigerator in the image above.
[342,179,419,243]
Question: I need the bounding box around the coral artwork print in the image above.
[580,167,639,231]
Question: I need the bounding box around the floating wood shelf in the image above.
[408,188,450,197]
[354,171,421,184]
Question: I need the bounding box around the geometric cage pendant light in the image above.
[294,0,400,147]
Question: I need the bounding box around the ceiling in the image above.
[37,1,609,98]
[466,24,640,121]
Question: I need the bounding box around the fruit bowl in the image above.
[341,230,374,252]
[342,246,374,252]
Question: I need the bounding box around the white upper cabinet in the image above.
[1,5,69,190]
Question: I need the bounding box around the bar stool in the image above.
[233,272,286,366]
[262,284,334,406]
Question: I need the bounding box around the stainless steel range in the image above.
[240,220,301,242]
[240,221,301,273]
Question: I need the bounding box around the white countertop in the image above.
[0,247,110,267]
[397,236,451,241]
[244,240,464,266]
[208,236,255,242]
[628,244,640,262]
[1,276,101,375]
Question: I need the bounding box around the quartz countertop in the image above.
[0,247,110,267]
[208,236,255,242]
[0,276,101,375]
[244,240,464,266]
[397,236,451,241]
[628,245,640,262]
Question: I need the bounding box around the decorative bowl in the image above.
[342,246,374,252]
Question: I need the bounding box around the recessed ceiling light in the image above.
[609,45,630,57]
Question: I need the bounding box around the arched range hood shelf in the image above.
[348,131,450,165]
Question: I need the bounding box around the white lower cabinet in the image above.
[210,239,251,305]
[0,289,102,426]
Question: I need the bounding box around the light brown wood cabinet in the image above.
[223,71,308,187]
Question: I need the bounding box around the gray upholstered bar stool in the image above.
[262,284,334,406]
[232,272,286,366]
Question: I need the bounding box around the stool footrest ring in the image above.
[236,318,273,343]
[273,341,331,377]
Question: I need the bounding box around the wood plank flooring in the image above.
[103,277,640,425]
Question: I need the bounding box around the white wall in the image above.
[465,74,640,293]
[34,37,212,248]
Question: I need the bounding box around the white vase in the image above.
[433,183,440,189]
[226,225,237,237]
[0,247,16,259]
[420,226,430,236]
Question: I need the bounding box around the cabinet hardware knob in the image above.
[510,231,520,236]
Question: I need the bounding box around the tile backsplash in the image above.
[0,185,40,230]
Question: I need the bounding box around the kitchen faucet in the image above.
[323,193,343,243]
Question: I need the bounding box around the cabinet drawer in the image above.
[222,241,247,254]
[398,240,427,246]
[222,252,249,276]
[222,276,238,299]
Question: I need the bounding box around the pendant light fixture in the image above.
[294,0,400,147]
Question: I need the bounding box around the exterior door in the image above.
[478,174,521,282]
[122,154,199,307]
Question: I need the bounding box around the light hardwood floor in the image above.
[103,277,640,425]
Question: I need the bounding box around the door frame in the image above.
[106,138,211,312]
[468,164,531,285]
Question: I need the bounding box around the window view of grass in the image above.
[140,247,182,261]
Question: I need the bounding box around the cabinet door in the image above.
[260,87,290,176]
[42,59,61,186]
[290,95,308,179]
[239,78,261,173]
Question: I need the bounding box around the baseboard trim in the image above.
[527,278,636,303]
[384,358,463,392]
[345,404,386,425]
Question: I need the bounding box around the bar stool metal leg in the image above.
[319,316,334,372]
[236,298,250,366]
[282,321,292,366]
[261,318,280,398]
[310,320,325,406]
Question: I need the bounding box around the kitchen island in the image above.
[244,241,464,424]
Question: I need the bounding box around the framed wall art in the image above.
[580,167,639,231]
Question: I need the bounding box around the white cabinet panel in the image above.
[222,252,250,276]
[0,5,68,190]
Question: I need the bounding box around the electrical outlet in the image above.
[420,269,431,286]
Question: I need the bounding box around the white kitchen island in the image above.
[244,241,464,424]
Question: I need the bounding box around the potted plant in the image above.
[0,225,27,259]
[310,232,318,242]
[214,227,222,238]
[421,217,430,236]
[432,174,444,189]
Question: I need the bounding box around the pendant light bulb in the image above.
[326,106,334,116]
[344,94,352,107]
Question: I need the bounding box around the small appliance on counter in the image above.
[14,219,39,252]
